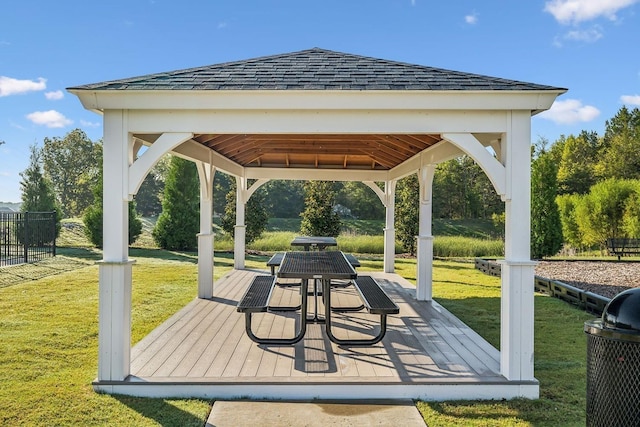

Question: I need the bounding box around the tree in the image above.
[531,151,563,258]
[574,179,639,249]
[262,180,305,218]
[83,170,143,248]
[220,178,269,244]
[213,171,232,217]
[556,131,599,194]
[597,107,640,180]
[395,174,419,254]
[42,129,102,217]
[19,144,63,236]
[623,190,640,238]
[152,156,200,250]
[135,155,170,217]
[432,156,502,219]
[556,194,584,249]
[300,181,341,237]
[336,182,385,220]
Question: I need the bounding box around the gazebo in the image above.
[68,48,566,400]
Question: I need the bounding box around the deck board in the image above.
[128,269,505,386]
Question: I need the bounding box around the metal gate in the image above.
[0,211,57,267]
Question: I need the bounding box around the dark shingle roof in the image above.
[69,48,565,92]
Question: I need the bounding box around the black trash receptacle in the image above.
[585,287,640,427]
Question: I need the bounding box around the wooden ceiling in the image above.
[191,133,441,170]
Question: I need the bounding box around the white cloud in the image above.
[538,99,600,124]
[621,94,640,105]
[26,110,73,128]
[0,76,46,97]
[465,13,478,24]
[544,0,639,25]
[45,90,64,100]
[565,26,603,42]
[217,22,227,29]
[80,120,101,128]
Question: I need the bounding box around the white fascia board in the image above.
[244,167,389,182]
[126,109,510,134]
[69,89,565,112]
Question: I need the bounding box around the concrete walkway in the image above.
[206,400,426,426]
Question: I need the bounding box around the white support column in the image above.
[383,180,396,273]
[416,164,435,301]
[98,110,133,382]
[234,176,246,269]
[499,111,537,385]
[196,161,215,299]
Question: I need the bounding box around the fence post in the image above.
[23,212,29,264]
[51,211,57,257]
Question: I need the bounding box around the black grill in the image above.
[586,331,640,427]
[585,288,640,427]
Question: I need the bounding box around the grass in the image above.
[0,246,594,426]
[415,261,592,426]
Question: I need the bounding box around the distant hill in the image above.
[0,202,21,212]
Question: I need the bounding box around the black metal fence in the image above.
[0,211,57,267]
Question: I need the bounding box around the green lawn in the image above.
[0,248,593,426]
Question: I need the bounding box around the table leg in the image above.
[307,278,326,323]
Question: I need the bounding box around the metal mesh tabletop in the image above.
[278,251,356,280]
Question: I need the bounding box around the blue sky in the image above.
[1,0,639,202]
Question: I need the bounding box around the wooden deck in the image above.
[94,269,539,400]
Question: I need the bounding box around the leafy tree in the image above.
[220,178,269,244]
[432,156,502,219]
[597,107,640,180]
[262,180,305,218]
[19,144,63,238]
[531,151,563,258]
[135,156,170,217]
[336,182,385,220]
[574,179,638,248]
[556,131,599,194]
[623,190,640,238]
[213,171,232,217]
[300,181,341,237]
[556,194,584,249]
[152,156,199,250]
[42,129,102,217]
[395,174,419,254]
[83,170,142,248]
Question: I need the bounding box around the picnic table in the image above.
[238,251,399,346]
[290,236,337,251]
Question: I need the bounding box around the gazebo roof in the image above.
[70,47,564,92]
[69,48,566,173]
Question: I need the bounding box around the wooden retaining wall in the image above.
[474,258,611,316]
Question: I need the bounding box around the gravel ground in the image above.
[535,261,640,299]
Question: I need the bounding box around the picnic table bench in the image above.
[324,275,399,346]
[606,238,640,260]
[236,275,307,345]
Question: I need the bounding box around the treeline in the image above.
[532,106,640,256]
[18,105,640,256]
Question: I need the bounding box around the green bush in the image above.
[153,157,199,250]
